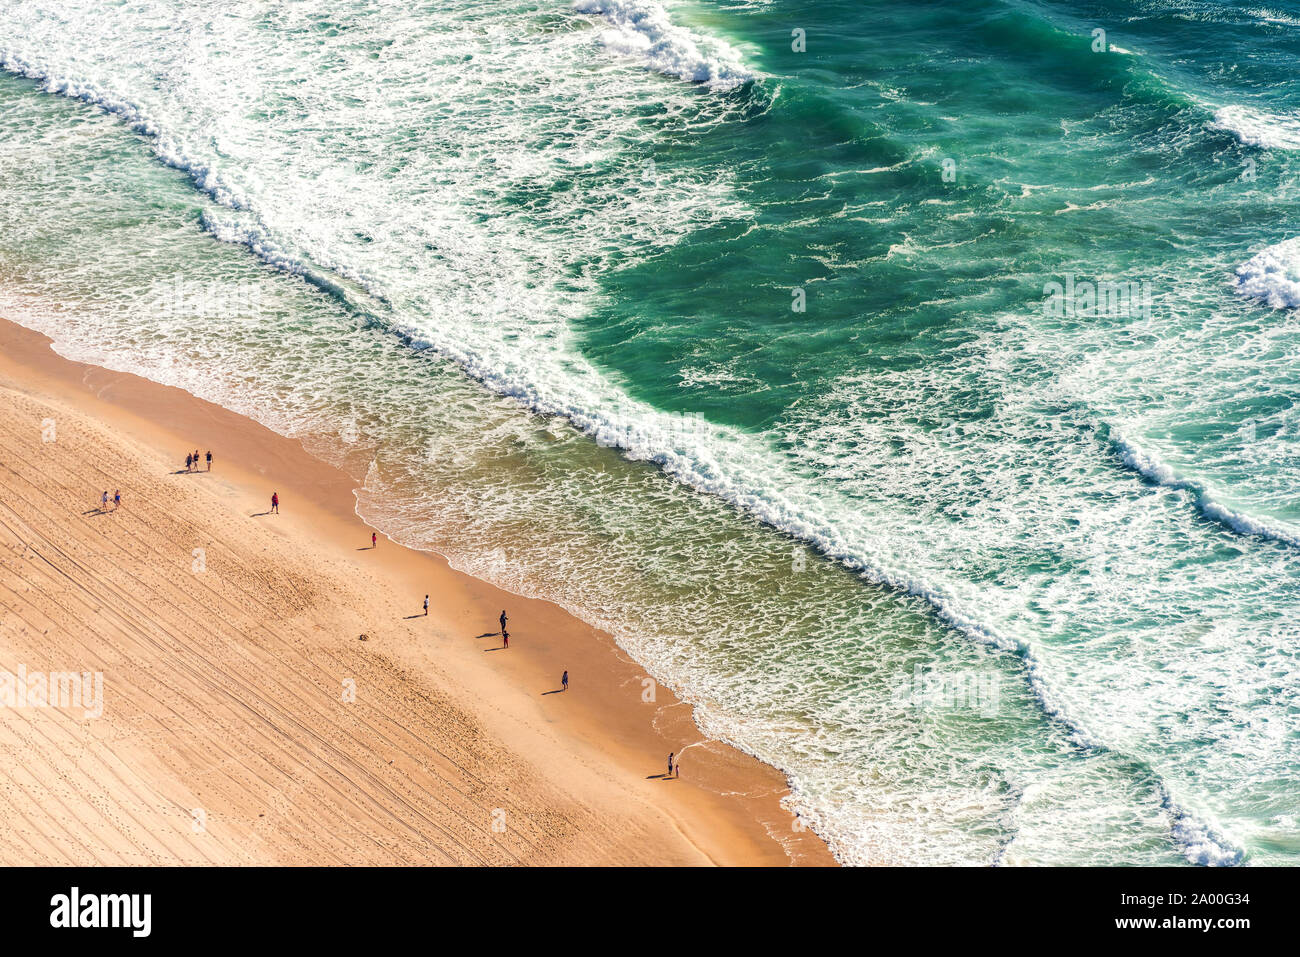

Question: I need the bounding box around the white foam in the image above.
[0,49,254,212]
[1167,796,1243,867]
[1113,428,1300,548]
[1211,104,1300,150]
[1234,236,1300,309]
[574,0,755,92]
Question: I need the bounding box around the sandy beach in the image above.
[0,317,834,866]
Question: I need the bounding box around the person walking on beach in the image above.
[185,453,193,472]
[271,492,279,514]
[502,629,509,649]
[206,450,212,471]
[113,490,121,511]
[423,594,429,616]
[193,450,200,471]
[372,532,377,549]
[499,609,507,635]
[100,490,108,511]
[667,752,674,777]
[561,670,568,692]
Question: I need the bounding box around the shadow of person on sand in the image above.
[645,774,673,780]
[403,614,425,620]
[541,689,564,695]
[251,510,272,517]
[472,632,499,639]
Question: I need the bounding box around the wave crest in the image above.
[1112,429,1300,549]
[1210,104,1300,150]
[1234,236,1300,309]
[575,0,755,92]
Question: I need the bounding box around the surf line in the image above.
[1109,427,1300,549]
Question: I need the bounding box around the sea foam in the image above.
[1234,236,1300,309]
[574,0,755,92]
[1112,428,1300,549]
[1210,104,1300,150]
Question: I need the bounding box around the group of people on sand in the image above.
[98,489,122,512]
[408,572,685,782]
[491,610,572,698]
[184,449,212,472]
[178,446,285,521]
[414,603,573,693]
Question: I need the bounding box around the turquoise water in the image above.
[1,0,1298,864]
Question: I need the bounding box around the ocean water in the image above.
[1,0,1298,865]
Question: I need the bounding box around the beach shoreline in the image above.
[0,315,835,866]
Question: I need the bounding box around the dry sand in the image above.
[0,318,834,866]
